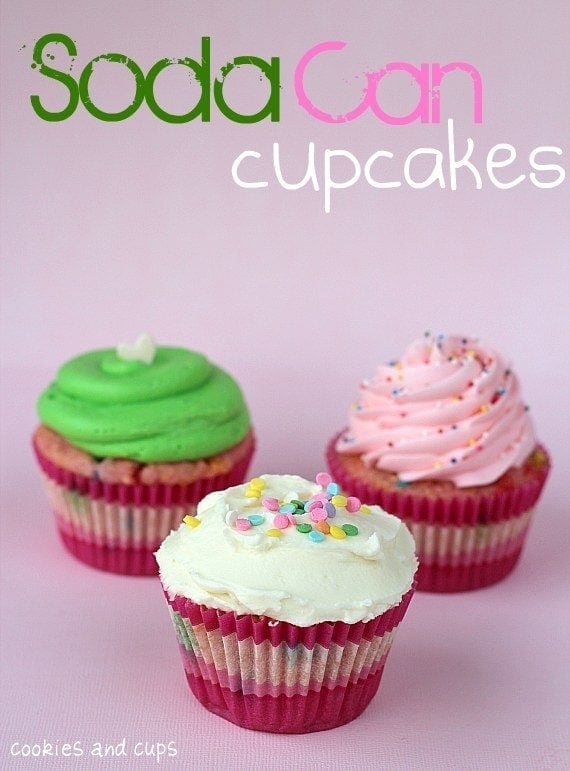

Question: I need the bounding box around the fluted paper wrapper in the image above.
[327,435,550,592]
[33,437,254,576]
[164,590,414,734]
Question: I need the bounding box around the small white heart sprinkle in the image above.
[116,333,156,365]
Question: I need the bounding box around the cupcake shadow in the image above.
[378,600,530,722]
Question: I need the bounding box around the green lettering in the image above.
[79,53,145,121]
[145,38,211,123]
[30,34,281,124]
[214,55,280,123]
[30,33,78,121]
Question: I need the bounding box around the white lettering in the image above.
[529,146,565,188]
[231,150,267,188]
[324,149,361,213]
[486,143,525,189]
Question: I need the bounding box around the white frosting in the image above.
[155,474,417,626]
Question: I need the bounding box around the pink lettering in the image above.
[296,43,483,124]
[366,62,431,125]
[431,62,483,123]
[294,41,368,123]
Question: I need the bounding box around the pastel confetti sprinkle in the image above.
[183,515,200,528]
[324,502,336,518]
[229,474,376,547]
[273,514,290,529]
[316,472,332,487]
[248,514,265,526]
[346,496,361,512]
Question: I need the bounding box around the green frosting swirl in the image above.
[37,346,251,462]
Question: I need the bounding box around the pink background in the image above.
[1,2,569,769]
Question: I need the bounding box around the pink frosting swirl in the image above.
[336,334,537,487]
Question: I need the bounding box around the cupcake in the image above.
[155,473,417,733]
[33,334,255,575]
[327,333,550,593]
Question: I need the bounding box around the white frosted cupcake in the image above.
[155,473,417,733]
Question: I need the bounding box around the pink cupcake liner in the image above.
[58,532,159,576]
[33,438,254,576]
[184,669,385,733]
[178,647,391,697]
[408,511,532,568]
[326,435,550,592]
[407,509,534,591]
[417,550,525,593]
[163,590,414,733]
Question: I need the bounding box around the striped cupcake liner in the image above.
[33,437,255,576]
[164,590,414,733]
[326,435,550,592]
[407,508,534,592]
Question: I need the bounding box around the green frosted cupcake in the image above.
[33,335,255,575]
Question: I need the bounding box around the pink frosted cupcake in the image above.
[155,473,417,733]
[33,335,255,575]
[327,333,550,592]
